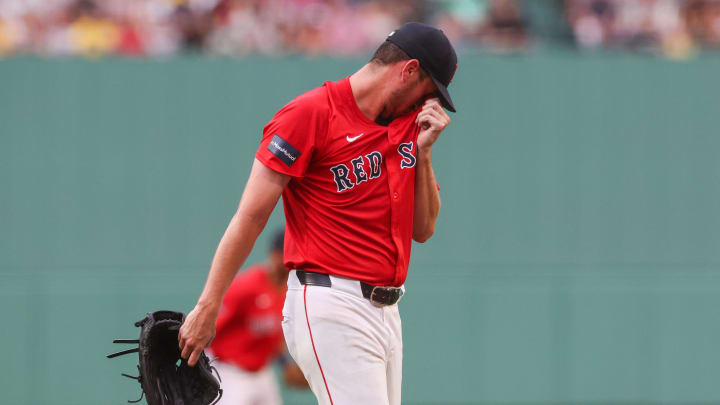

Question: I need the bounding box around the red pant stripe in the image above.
[304,285,334,405]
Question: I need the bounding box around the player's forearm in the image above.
[196,159,288,312]
[196,211,267,312]
[412,149,441,243]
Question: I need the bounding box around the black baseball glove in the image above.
[107,310,222,405]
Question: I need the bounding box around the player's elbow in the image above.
[412,226,435,243]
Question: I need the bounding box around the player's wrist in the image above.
[196,297,221,315]
[416,144,433,160]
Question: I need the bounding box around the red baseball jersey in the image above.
[209,264,286,371]
[255,77,422,287]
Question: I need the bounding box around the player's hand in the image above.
[178,303,218,367]
[415,98,450,151]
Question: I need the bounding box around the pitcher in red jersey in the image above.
[180,22,458,405]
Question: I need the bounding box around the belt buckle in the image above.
[369,286,404,306]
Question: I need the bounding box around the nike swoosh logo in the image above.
[346,133,364,142]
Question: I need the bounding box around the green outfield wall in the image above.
[1,53,720,404]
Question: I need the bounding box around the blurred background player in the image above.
[206,229,307,405]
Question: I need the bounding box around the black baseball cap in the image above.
[386,22,458,112]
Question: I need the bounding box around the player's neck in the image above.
[349,63,394,123]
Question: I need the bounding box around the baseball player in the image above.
[179,22,457,405]
[206,230,308,405]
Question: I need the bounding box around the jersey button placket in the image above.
[393,192,399,200]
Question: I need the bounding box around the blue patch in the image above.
[267,134,301,167]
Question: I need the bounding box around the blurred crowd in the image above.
[0,0,718,58]
[566,0,720,58]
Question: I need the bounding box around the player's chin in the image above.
[396,103,419,117]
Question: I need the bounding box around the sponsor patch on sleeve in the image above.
[267,134,301,167]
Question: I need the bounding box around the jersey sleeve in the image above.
[256,92,329,178]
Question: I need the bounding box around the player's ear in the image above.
[400,59,421,82]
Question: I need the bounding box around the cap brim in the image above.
[430,75,456,113]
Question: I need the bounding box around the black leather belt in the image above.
[296,270,403,306]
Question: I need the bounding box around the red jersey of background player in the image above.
[209,264,286,372]
[256,77,422,287]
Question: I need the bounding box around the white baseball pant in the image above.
[282,270,403,405]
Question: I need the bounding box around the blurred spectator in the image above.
[684,0,720,47]
[174,5,212,51]
[67,0,120,57]
[565,0,616,48]
[481,0,531,51]
[431,0,531,51]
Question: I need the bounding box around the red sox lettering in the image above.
[329,147,412,193]
[398,141,416,169]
